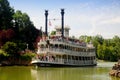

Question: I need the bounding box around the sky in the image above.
[8,0,120,39]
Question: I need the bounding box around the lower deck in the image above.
[32,60,97,67]
[33,48,97,67]
[32,57,97,67]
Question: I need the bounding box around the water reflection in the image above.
[0,62,119,80]
[0,66,33,80]
[31,67,112,80]
[110,76,120,80]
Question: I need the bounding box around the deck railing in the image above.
[39,39,87,47]
[37,48,95,56]
[32,57,96,65]
[50,39,87,47]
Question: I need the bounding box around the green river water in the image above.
[0,62,120,80]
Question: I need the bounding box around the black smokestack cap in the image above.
[61,9,65,38]
[45,10,48,36]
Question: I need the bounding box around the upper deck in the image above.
[38,36,94,49]
[37,36,95,56]
[37,25,95,56]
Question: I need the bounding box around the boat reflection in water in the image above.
[31,66,113,80]
[0,62,119,80]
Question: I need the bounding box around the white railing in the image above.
[32,57,96,66]
[50,39,87,47]
[38,48,95,56]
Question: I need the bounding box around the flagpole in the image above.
[48,18,60,37]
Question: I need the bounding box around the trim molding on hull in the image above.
[32,62,97,67]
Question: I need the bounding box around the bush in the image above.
[0,49,9,62]
[0,49,9,56]
[2,41,18,56]
[21,52,35,60]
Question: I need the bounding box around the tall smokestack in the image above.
[61,9,65,38]
[45,10,48,36]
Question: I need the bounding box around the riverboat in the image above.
[31,9,97,67]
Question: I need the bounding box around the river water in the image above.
[0,62,120,80]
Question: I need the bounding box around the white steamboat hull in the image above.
[31,60,97,67]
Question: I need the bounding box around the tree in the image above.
[6,29,15,40]
[0,30,6,46]
[2,42,18,56]
[21,52,35,60]
[0,0,14,30]
[96,35,120,61]
[92,35,104,46]
[0,29,15,47]
[13,10,32,32]
[79,35,87,42]
[13,10,39,50]
[0,49,8,62]
[50,31,56,35]
[112,36,120,60]
[79,35,92,43]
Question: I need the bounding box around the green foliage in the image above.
[92,35,104,46]
[79,35,120,61]
[96,36,120,61]
[13,10,32,31]
[0,49,9,56]
[13,10,39,50]
[2,41,18,56]
[21,52,35,60]
[0,0,14,30]
[17,42,26,51]
[79,35,92,43]
[0,49,9,62]
[0,0,40,65]
[50,31,56,35]
[0,0,40,50]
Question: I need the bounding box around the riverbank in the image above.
[0,60,32,66]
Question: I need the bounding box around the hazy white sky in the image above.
[8,0,120,38]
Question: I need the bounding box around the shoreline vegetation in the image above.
[0,0,120,66]
[0,49,35,66]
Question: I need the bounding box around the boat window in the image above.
[40,44,44,48]
[55,44,58,48]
